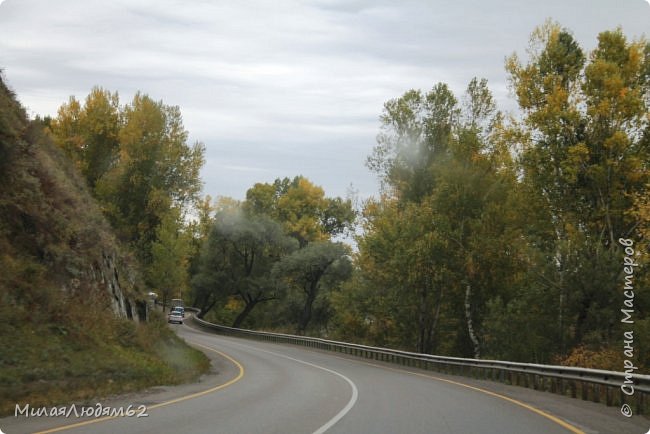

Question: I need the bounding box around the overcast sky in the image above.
[1,0,649,202]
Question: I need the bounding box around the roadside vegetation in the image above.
[184,23,650,372]
[337,23,650,370]
[0,309,208,415]
[0,75,208,416]
[1,21,648,415]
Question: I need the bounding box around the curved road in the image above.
[3,322,647,434]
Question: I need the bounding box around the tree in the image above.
[273,241,351,334]
[352,197,447,353]
[337,23,650,367]
[506,22,649,352]
[186,195,214,274]
[192,208,297,326]
[147,209,190,311]
[50,87,120,189]
[350,77,522,357]
[51,89,205,273]
[94,93,205,263]
[367,84,458,202]
[245,176,355,247]
[51,96,83,165]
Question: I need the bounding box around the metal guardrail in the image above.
[186,308,650,415]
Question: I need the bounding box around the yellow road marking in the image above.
[33,341,244,434]
[329,354,585,434]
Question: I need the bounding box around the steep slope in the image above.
[0,76,208,415]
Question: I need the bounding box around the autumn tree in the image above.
[191,207,298,326]
[245,176,355,247]
[186,195,215,279]
[51,88,205,306]
[350,197,447,353]
[94,93,205,263]
[147,208,191,311]
[343,77,523,357]
[505,22,649,355]
[273,241,351,334]
[367,84,458,203]
[52,90,205,261]
[50,87,120,188]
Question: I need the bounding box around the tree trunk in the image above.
[232,299,258,328]
[198,296,219,319]
[427,281,444,353]
[297,283,318,334]
[574,294,592,345]
[558,260,566,356]
[416,283,429,353]
[464,283,480,359]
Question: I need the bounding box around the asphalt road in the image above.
[3,322,649,434]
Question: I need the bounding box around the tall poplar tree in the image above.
[506,22,649,352]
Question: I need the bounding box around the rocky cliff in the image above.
[0,75,143,321]
[0,74,209,416]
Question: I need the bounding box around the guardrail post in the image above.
[605,386,613,407]
[550,377,556,393]
[637,391,645,415]
[569,380,576,398]
[593,384,600,404]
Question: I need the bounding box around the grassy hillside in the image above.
[0,76,208,415]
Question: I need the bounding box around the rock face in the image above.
[0,75,145,324]
[92,252,143,321]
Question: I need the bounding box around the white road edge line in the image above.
[305,359,358,434]
[216,339,359,434]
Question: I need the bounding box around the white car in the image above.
[168,311,184,324]
[170,306,185,317]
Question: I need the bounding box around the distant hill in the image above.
[0,75,208,415]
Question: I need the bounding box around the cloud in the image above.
[1,0,649,200]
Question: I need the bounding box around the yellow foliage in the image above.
[631,185,650,242]
[225,296,244,312]
[555,346,628,371]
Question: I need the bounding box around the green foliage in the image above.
[505,22,650,357]
[50,87,120,188]
[368,84,458,202]
[0,77,208,415]
[191,176,355,332]
[245,176,355,246]
[51,89,205,271]
[95,93,205,262]
[50,88,206,313]
[192,206,298,327]
[335,23,650,370]
[347,75,521,356]
[147,208,191,309]
[273,241,351,334]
